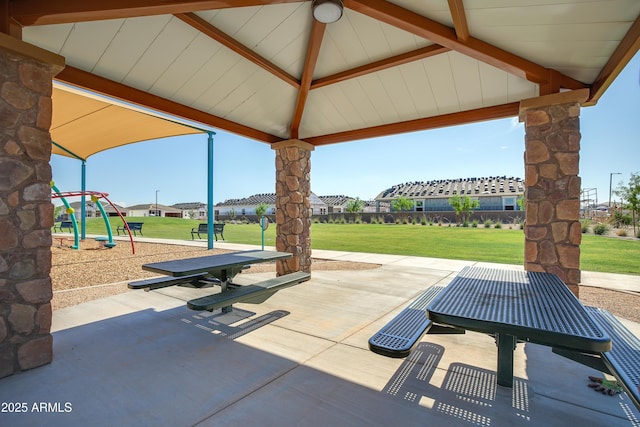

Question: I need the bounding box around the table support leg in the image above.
[220,270,232,313]
[496,333,516,387]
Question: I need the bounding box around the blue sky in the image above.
[51,52,640,208]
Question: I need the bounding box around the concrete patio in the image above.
[2,243,639,427]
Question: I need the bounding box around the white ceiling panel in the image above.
[478,62,509,106]
[59,21,123,71]
[376,67,418,122]
[302,90,351,137]
[316,85,366,129]
[507,75,538,103]
[233,81,297,138]
[423,53,460,115]
[149,33,224,100]
[316,8,433,78]
[398,61,439,118]
[21,23,73,55]
[390,0,453,26]
[17,0,639,145]
[465,0,640,25]
[93,16,173,83]
[190,54,255,113]
[449,54,484,110]
[122,17,199,91]
[355,73,402,122]
[177,47,242,108]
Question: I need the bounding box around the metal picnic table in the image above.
[427,266,611,387]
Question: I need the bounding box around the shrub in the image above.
[484,220,493,229]
[580,219,590,233]
[495,221,502,229]
[593,223,608,235]
[612,211,632,228]
[370,217,377,224]
[616,229,628,237]
[471,220,478,228]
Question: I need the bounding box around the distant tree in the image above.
[345,198,365,213]
[516,195,525,211]
[255,203,268,217]
[53,205,65,221]
[448,194,480,224]
[615,172,640,236]
[228,208,237,220]
[391,197,414,212]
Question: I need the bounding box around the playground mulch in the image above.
[50,240,640,324]
[50,241,379,311]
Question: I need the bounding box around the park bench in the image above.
[369,286,460,358]
[191,223,225,241]
[53,221,73,233]
[116,222,144,236]
[554,306,640,410]
[187,271,310,311]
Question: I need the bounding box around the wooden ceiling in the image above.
[6,0,640,148]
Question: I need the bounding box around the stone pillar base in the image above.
[520,89,588,297]
[272,140,313,275]
[0,34,64,378]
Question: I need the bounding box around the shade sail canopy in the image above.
[12,1,640,147]
[51,83,206,160]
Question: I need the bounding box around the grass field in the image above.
[74,216,640,275]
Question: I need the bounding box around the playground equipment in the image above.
[50,182,136,254]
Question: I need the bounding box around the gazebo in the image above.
[1,0,639,376]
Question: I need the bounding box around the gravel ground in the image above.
[51,240,640,323]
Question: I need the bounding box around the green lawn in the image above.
[74,217,640,275]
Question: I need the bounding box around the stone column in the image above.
[519,89,589,296]
[272,140,313,275]
[0,34,64,378]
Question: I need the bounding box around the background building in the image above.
[375,177,524,212]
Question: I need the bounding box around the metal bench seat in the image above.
[128,273,212,291]
[187,271,310,311]
[585,306,640,410]
[369,286,445,358]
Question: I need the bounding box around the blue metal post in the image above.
[207,131,216,250]
[81,160,86,240]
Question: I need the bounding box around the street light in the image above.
[609,173,621,207]
[155,190,159,216]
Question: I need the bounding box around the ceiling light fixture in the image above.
[312,0,343,24]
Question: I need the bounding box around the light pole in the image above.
[155,190,159,216]
[609,173,621,207]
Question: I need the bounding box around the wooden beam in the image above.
[345,0,586,89]
[11,0,303,26]
[304,102,520,146]
[175,13,300,88]
[290,20,325,140]
[55,65,283,144]
[589,13,640,105]
[447,0,469,42]
[311,44,450,90]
